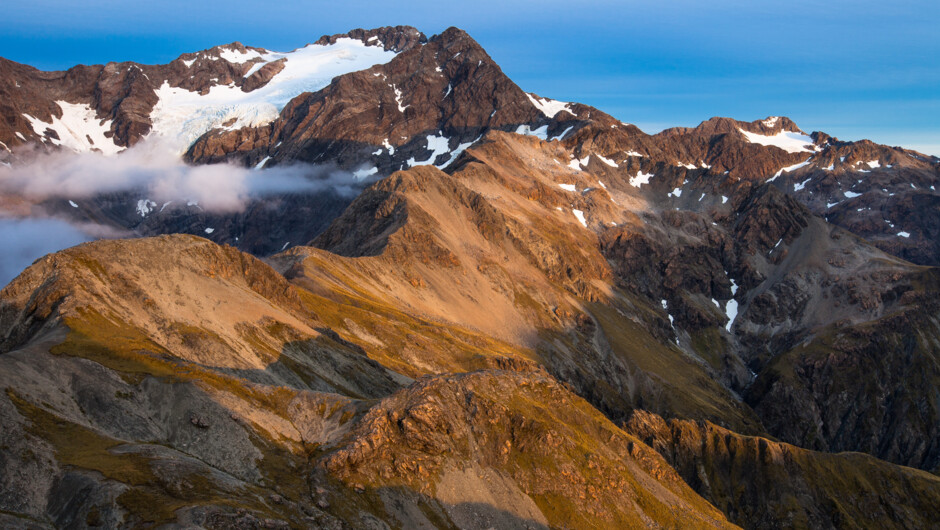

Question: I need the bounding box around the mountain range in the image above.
[1,26,939,529]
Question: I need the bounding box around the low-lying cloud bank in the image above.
[0,140,372,212]
[0,139,379,287]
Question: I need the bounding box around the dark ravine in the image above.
[1,25,939,529]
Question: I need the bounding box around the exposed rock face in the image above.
[313,25,428,52]
[185,27,588,173]
[744,278,940,472]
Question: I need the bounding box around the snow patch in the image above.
[559,183,577,192]
[762,116,780,127]
[866,160,881,169]
[794,178,812,191]
[629,171,654,188]
[596,154,618,167]
[254,156,271,170]
[844,190,861,198]
[739,128,815,153]
[572,209,587,227]
[406,133,450,167]
[204,227,215,234]
[526,93,573,118]
[437,136,479,169]
[515,124,549,140]
[136,199,157,217]
[770,158,812,180]
[551,126,574,141]
[218,46,265,64]
[898,231,911,238]
[23,101,122,155]
[68,200,78,208]
[243,61,267,78]
[725,299,738,332]
[390,84,408,112]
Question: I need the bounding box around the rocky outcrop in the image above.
[316,369,736,529]
[313,25,428,52]
[744,276,940,472]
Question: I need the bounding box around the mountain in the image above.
[2,27,935,263]
[1,25,940,528]
[0,236,737,528]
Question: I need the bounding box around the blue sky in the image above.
[4,0,938,154]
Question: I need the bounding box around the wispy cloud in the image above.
[0,140,370,212]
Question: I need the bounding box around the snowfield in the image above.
[23,102,124,156]
[739,128,815,154]
[150,39,399,153]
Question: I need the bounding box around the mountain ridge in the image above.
[1,25,940,528]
